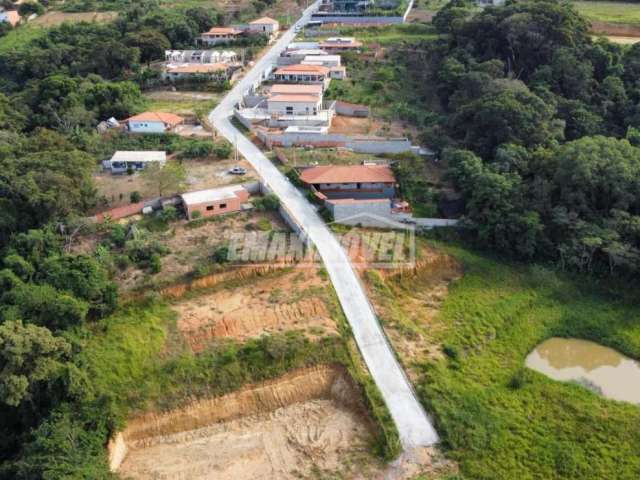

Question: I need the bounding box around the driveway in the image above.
[209,1,439,449]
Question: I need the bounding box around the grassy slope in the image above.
[418,243,640,479]
[572,1,640,26]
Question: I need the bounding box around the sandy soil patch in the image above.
[329,114,419,138]
[115,366,379,480]
[174,268,336,350]
[95,157,256,208]
[600,35,640,44]
[32,11,117,26]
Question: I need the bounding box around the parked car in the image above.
[229,166,247,175]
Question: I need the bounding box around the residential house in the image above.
[320,0,374,12]
[299,164,396,199]
[319,37,363,52]
[126,112,184,133]
[267,94,323,116]
[165,50,238,64]
[301,55,346,79]
[273,64,331,88]
[278,48,328,66]
[163,63,231,82]
[103,151,167,174]
[0,8,19,27]
[200,27,243,46]
[247,16,280,35]
[181,185,250,220]
[269,84,324,97]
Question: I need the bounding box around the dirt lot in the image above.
[330,114,419,138]
[115,366,380,480]
[95,157,256,208]
[143,90,223,117]
[112,209,288,290]
[174,268,336,350]
[32,11,118,26]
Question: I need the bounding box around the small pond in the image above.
[525,337,640,404]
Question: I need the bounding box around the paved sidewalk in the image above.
[209,2,439,449]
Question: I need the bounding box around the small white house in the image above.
[267,94,322,116]
[103,151,167,174]
[248,16,279,35]
[301,55,341,68]
[126,112,184,134]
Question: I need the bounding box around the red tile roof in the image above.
[275,64,330,75]
[270,84,323,96]
[300,165,396,184]
[126,112,184,126]
[166,63,229,74]
[250,16,279,25]
[268,94,321,103]
[203,27,242,35]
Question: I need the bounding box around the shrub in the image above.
[130,191,142,203]
[252,193,280,211]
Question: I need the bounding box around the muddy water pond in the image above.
[525,337,640,404]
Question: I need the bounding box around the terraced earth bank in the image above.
[111,365,379,479]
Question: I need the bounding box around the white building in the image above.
[267,94,323,116]
[165,50,238,64]
[200,27,243,46]
[163,63,231,82]
[103,151,167,174]
[301,55,341,68]
[248,16,280,35]
[126,112,184,133]
[0,8,19,27]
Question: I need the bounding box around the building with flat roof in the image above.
[181,185,250,220]
[103,151,167,174]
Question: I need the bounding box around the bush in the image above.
[252,193,280,211]
[130,191,142,203]
[211,246,230,264]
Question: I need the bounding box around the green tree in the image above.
[0,320,71,407]
[141,161,187,197]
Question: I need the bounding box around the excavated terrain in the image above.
[112,365,381,480]
[173,269,337,351]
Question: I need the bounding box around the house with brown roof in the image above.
[319,37,363,52]
[126,112,185,134]
[200,27,243,46]
[273,64,331,88]
[299,164,396,199]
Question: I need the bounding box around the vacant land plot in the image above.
[143,90,222,116]
[384,241,640,480]
[174,268,336,350]
[95,157,255,208]
[279,147,383,166]
[573,1,640,26]
[32,11,118,26]
[116,366,380,480]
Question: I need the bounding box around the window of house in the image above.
[286,106,294,114]
[219,203,227,209]
[206,205,214,211]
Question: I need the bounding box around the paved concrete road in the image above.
[209,2,439,449]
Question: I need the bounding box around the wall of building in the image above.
[267,99,321,115]
[257,129,412,154]
[318,183,396,199]
[311,14,405,24]
[128,121,166,133]
[328,200,393,226]
[335,101,369,117]
[186,196,243,220]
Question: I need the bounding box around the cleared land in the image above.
[573,1,640,26]
[174,268,337,350]
[143,91,222,117]
[32,11,118,26]
[95,156,255,208]
[116,366,380,480]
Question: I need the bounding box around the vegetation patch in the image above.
[418,243,640,480]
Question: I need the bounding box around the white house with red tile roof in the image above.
[200,26,243,46]
[269,84,324,97]
[126,112,185,134]
[248,16,280,35]
[273,64,331,88]
[267,94,323,116]
[0,8,20,27]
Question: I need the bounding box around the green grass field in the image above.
[414,242,640,479]
[573,1,640,26]
[0,25,47,54]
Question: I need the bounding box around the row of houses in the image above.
[200,17,280,46]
